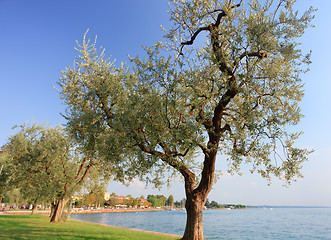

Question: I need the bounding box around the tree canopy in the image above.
[58,0,314,239]
[0,123,103,221]
[1,124,71,209]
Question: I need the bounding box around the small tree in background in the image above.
[59,0,315,239]
[166,195,175,208]
[1,124,66,215]
[1,123,101,222]
[85,179,108,208]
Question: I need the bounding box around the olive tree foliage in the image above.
[162,0,315,182]
[59,0,313,186]
[0,151,9,202]
[1,123,106,220]
[59,34,201,187]
[59,0,314,238]
[1,124,67,208]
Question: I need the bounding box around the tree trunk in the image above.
[31,199,39,215]
[181,148,217,240]
[50,202,56,217]
[182,194,206,240]
[31,205,38,214]
[50,198,69,223]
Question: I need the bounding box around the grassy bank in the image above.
[0,215,180,240]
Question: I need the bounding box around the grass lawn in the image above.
[0,215,180,240]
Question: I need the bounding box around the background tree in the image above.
[83,193,97,208]
[1,124,65,214]
[1,123,102,222]
[106,197,119,207]
[47,137,103,223]
[0,150,10,205]
[72,193,84,208]
[81,173,109,208]
[174,198,186,209]
[210,201,221,209]
[166,195,175,208]
[204,199,211,209]
[2,189,22,208]
[147,195,167,207]
[58,0,314,239]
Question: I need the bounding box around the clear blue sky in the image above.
[1,0,330,206]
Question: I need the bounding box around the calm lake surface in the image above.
[71,207,331,239]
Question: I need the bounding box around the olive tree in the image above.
[1,124,63,214]
[58,0,314,239]
[1,123,98,222]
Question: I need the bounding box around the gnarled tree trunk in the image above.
[182,194,206,240]
[50,198,69,223]
[181,149,217,240]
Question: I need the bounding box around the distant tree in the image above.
[87,181,108,208]
[180,198,186,209]
[174,198,187,209]
[1,124,66,214]
[147,194,167,207]
[3,188,22,207]
[106,197,119,207]
[205,199,211,209]
[73,194,84,208]
[122,196,133,207]
[84,193,97,208]
[0,150,10,204]
[157,195,167,207]
[58,1,315,238]
[166,195,175,208]
[147,195,158,207]
[238,204,246,209]
[210,201,221,208]
[131,198,138,207]
[1,123,100,222]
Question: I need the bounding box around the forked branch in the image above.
[180,26,210,55]
[180,1,242,55]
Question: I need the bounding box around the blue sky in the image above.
[1,0,330,206]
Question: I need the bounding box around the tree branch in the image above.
[95,92,114,126]
[198,143,210,158]
[195,102,213,130]
[135,138,196,190]
[234,51,268,68]
[272,0,287,22]
[180,1,242,56]
[203,0,243,22]
[180,26,210,55]
[220,123,231,135]
[213,76,238,130]
[75,157,87,180]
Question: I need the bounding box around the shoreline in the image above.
[1,207,248,216]
[0,208,166,216]
[71,208,165,214]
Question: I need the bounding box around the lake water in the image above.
[71,207,331,239]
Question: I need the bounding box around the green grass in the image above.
[0,215,180,240]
